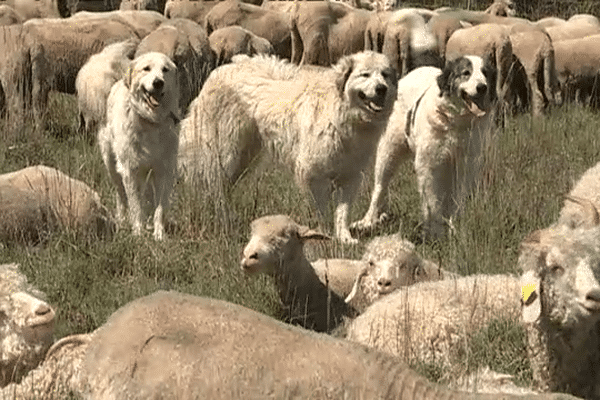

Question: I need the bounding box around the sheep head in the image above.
[0,264,55,387]
[240,215,330,275]
[519,225,600,329]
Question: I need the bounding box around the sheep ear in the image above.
[297,225,331,242]
[565,195,600,226]
[335,55,354,96]
[521,229,542,247]
[521,270,541,323]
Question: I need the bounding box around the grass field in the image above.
[1,2,600,392]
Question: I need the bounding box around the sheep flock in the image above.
[2,0,600,398]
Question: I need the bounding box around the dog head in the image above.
[125,52,179,123]
[437,55,497,116]
[335,51,398,123]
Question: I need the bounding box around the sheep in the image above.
[558,161,600,229]
[0,263,55,388]
[240,214,355,333]
[0,334,91,399]
[0,165,113,243]
[81,290,580,399]
[344,234,459,311]
[346,274,521,369]
[75,38,140,137]
[519,221,600,399]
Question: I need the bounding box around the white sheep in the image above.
[558,161,600,229]
[0,165,113,243]
[75,38,140,137]
[519,220,600,399]
[344,234,459,311]
[346,274,521,369]
[240,214,355,332]
[81,290,579,399]
[0,334,91,399]
[0,263,55,388]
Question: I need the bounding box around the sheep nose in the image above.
[152,79,164,90]
[378,278,392,289]
[34,303,52,316]
[375,84,387,98]
[476,83,487,96]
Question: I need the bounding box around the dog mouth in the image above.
[142,87,162,109]
[359,91,386,113]
[461,91,487,117]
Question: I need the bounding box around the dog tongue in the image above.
[467,99,486,117]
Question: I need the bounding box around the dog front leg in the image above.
[335,179,360,245]
[120,168,145,237]
[351,123,411,232]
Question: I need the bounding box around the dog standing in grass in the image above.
[98,52,179,240]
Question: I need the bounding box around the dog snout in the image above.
[476,83,487,96]
[152,78,164,91]
[375,84,387,98]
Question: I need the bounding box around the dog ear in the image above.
[483,51,498,103]
[436,59,454,97]
[124,61,133,89]
[335,55,354,96]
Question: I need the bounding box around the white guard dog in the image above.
[178,51,398,244]
[352,55,497,240]
[98,52,179,240]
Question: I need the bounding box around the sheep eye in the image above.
[368,260,374,267]
[551,265,565,276]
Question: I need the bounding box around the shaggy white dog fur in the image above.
[178,51,397,243]
[98,52,179,240]
[352,55,497,239]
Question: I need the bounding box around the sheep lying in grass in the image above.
[0,263,55,387]
[519,220,600,399]
[346,274,521,369]
[240,215,354,332]
[0,165,113,243]
[0,334,91,399]
[558,160,600,229]
[81,290,578,399]
[344,234,459,311]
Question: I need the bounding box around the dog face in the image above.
[335,51,398,122]
[437,55,497,116]
[126,52,178,122]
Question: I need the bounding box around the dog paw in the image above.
[350,213,388,232]
[338,232,359,245]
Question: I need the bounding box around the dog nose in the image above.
[476,83,487,96]
[375,84,387,98]
[152,79,164,91]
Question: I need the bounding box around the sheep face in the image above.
[0,276,55,386]
[520,226,600,328]
[364,254,423,298]
[240,215,330,275]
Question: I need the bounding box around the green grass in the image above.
[2,64,600,394]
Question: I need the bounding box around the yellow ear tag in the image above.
[522,283,536,302]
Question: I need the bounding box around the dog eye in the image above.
[462,70,471,77]
[361,72,370,78]
[162,67,170,73]
[143,66,151,72]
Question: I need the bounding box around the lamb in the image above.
[0,165,113,243]
[519,221,600,399]
[75,38,140,137]
[558,161,600,229]
[343,234,459,311]
[346,274,521,369]
[0,263,55,387]
[0,334,91,399]
[81,290,579,399]
[240,215,356,333]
